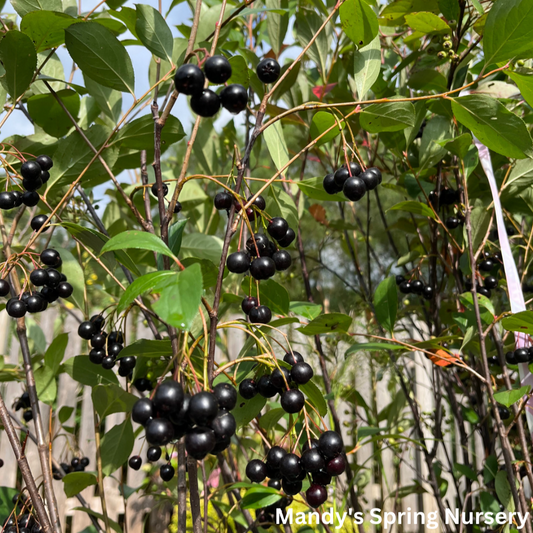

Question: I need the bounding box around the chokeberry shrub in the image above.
[0,0,532,531]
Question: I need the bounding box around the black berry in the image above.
[145,418,174,446]
[277,228,296,248]
[323,173,342,195]
[246,459,267,482]
[204,55,232,84]
[249,305,272,323]
[220,84,248,114]
[160,464,175,481]
[174,64,205,95]
[190,89,221,117]
[132,398,154,426]
[185,426,216,460]
[241,296,258,315]
[257,375,279,398]
[301,448,325,472]
[306,483,327,508]
[153,381,184,415]
[78,321,96,340]
[151,182,168,197]
[189,391,219,425]
[21,161,41,180]
[343,177,366,202]
[147,446,162,462]
[214,191,233,210]
[36,155,53,171]
[257,58,281,84]
[128,456,142,470]
[283,351,304,366]
[213,383,237,410]
[318,430,343,458]
[326,454,346,476]
[6,298,26,318]
[250,257,276,280]
[22,191,39,207]
[291,362,313,384]
[272,250,291,271]
[268,217,289,240]
[0,192,15,210]
[227,251,250,274]
[281,389,305,413]
[239,378,257,399]
[30,269,48,287]
[31,215,50,232]
[0,279,10,297]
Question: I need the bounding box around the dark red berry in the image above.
[306,483,327,508]
[214,191,233,210]
[241,296,258,315]
[326,455,346,476]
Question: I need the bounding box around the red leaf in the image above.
[312,83,337,99]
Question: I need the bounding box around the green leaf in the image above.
[0,31,37,99]
[289,301,322,320]
[241,486,282,510]
[309,111,344,146]
[300,379,327,416]
[92,384,138,419]
[340,0,379,47]
[419,116,452,169]
[227,55,249,87]
[83,74,122,122]
[69,508,122,533]
[135,4,173,63]
[100,419,134,476]
[180,233,223,265]
[157,219,186,271]
[233,393,266,428]
[34,365,57,404]
[100,230,176,260]
[438,0,459,21]
[494,385,531,407]
[258,408,286,431]
[62,356,119,387]
[266,187,298,235]
[65,22,135,94]
[453,463,478,482]
[345,342,406,355]
[54,246,85,310]
[297,313,352,335]
[117,271,176,313]
[388,200,436,219]
[469,205,492,253]
[10,0,61,17]
[27,89,80,138]
[47,125,119,192]
[0,487,22,523]
[241,278,289,315]
[360,101,416,132]
[266,0,288,57]
[508,68,533,108]
[451,95,533,159]
[152,264,203,331]
[483,455,499,484]
[114,114,185,150]
[495,470,514,512]
[58,406,74,424]
[436,133,472,159]
[408,69,447,92]
[404,12,451,34]
[479,491,500,515]
[353,35,381,99]
[62,472,97,498]
[44,332,69,375]
[264,121,290,171]
[502,311,533,334]
[20,11,76,52]
[118,338,172,358]
[373,276,397,334]
[297,177,346,202]
[295,9,331,78]
[484,0,533,65]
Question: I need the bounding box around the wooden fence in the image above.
[0,307,502,532]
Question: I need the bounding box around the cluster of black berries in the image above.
[3,494,42,533]
[215,191,267,222]
[427,187,464,229]
[134,376,154,392]
[323,163,382,201]
[14,391,33,422]
[174,55,248,118]
[130,381,237,480]
[505,347,533,366]
[79,317,132,374]
[247,430,345,517]
[0,155,52,212]
[52,457,90,480]
[1,249,73,318]
[225,216,295,325]
[149,183,182,214]
[465,253,501,298]
[239,351,313,413]
[395,275,433,300]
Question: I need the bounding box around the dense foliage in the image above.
[1,0,533,531]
